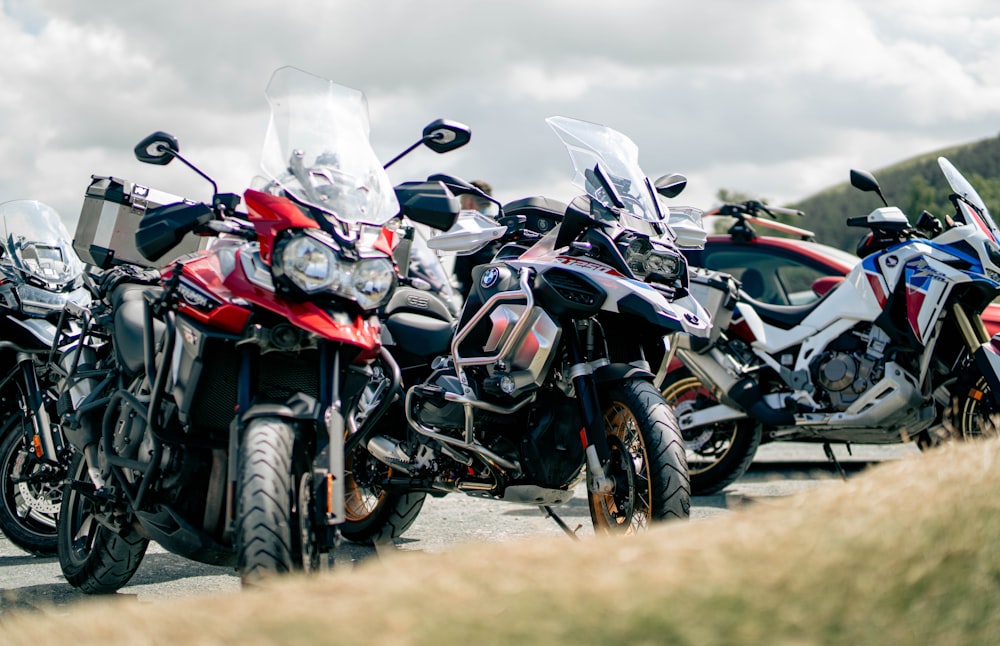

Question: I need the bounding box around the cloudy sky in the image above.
[2,0,999,232]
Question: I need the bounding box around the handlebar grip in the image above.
[766,206,804,217]
[846,216,870,227]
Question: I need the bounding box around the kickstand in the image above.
[541,505,582,541]
[823,442,848,481]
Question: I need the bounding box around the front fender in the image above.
[240,392,319,425]
[594,362,656,384]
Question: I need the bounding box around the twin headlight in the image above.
[623,237,685,284]
[273,231,395,310]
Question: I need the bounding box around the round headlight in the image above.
[352,258,396,310]
[281,235,343,293]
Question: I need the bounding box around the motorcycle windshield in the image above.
[0,200,84,286]
[938,157,1000,242]
[546,116,662,222]
[261,66,400,226]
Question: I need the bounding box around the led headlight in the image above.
[624,237,685,282]
[276,232,395,310]
[349,258,396,310]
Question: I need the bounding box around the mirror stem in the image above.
[383,140,423,170]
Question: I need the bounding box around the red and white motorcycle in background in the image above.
[664,157,1000,494]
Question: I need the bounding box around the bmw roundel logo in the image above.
[481,267,501,289]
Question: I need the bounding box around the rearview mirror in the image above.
[850,169,888,206]
[654,173,687,199]
[421,119,472,154]
[134,131,180,166]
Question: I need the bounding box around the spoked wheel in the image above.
[341,439,426,545]
[588,379,689,535]
[661,367,762,495]
[57,452,148,594]
[951,375,1000,440]
[236,417,318,583]
[0,419,62,556]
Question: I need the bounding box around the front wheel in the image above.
[661,367,762,495]
[950,375,1000,440]
[588,379,690,534]
[0,417,62,556]
[236,418,317,583]
[57,452,148,593]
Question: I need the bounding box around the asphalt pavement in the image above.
[0,442,917,616]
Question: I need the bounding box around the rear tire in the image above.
[57,452,148,594]
[0,418,61,556]
[588,379,689,534]
[662,367,762,495]
[236,418,316,583]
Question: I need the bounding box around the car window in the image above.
[699,246,837,306]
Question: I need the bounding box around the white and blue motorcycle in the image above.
[664,157,1000,494]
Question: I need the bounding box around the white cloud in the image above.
[0,0,994,236]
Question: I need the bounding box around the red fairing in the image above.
[244,190,319,265]
[222,247,382,357]
[728,315,756,343]
[160,257,252,334]
[375,227,397,259]
[167,236,382,357]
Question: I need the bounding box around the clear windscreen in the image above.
[938,156,999,243]
[260,66,400,226]
[0,200,84,285]
[546,116,662,222]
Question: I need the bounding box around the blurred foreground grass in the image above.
[4,438,1000,645]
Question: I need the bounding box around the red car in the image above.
[682,202,1000,335]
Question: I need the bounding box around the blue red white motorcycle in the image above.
[663,157,1000,494]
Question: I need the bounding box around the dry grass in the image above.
[4,438,1000,645]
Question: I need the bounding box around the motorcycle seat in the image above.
[739,289,833,330]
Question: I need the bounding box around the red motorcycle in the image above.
[56,66,469,591]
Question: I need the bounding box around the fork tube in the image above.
[17,354,59,463]
[563,321,612,493]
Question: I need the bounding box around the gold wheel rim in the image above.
[590,400,652,535]
[343,444,389,522]
[663,376,737,475]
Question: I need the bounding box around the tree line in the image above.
[717,134,1000,253]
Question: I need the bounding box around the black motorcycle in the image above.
[0,200,92,555]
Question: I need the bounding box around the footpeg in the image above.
[367,436,413,474]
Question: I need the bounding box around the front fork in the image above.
[17,353,62,465]
[563,323,614,494]
[953,302,1000,406]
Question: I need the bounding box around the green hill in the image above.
[776,134,1000,252]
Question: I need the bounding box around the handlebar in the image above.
[710,200,804,219]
